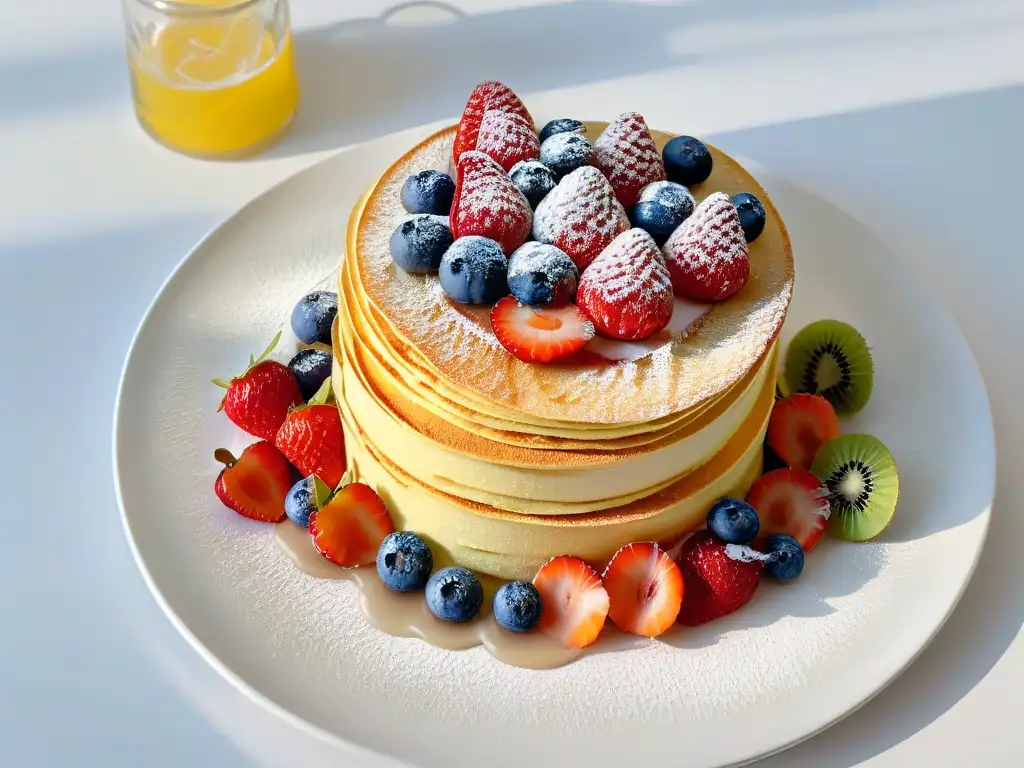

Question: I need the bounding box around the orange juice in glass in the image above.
[123,0,300,158]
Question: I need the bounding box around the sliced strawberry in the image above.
[577,228,674,340]
[475,110,540,172]
[663,192,750,302]
[450,150,532,255]
[275,403,346,489]
[675,531,761,626]
[532,166,630,271]
[452,81,534,165]
[532,555,610,649]
[767,394,841,471]
[490,295,595,363]
[213,333,302,441]
[309,479,395,568]
[745,468,831,552]
[592,112,666,208]
[603,542,683,637]
[213,442,295,523]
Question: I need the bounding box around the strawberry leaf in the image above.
[308,376,333,406]
[253,331,282,367]
[335,469,354,494]
[313,475,333,508]
[213,448,237,467]
[211,378,231,389]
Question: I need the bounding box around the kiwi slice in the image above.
[784,319,873,415]
[811,434,899,541]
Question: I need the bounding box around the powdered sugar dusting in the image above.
[593,112,667,207]
[453,81,533,163]
[584,229,671,304]
[507,242,577,283]
[476,110,540,172]
[665,192,748,268]
[450,151,532,254]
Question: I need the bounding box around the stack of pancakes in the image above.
[332,123,794,580]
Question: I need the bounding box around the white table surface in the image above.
[2,0,1022,765]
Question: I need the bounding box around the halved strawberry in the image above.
[309,476,395,568]
[603,542,683,637]
[490,295,595,363]
[745,468,831,552]
[452,81,534,165]
[675,531,762,626]
[767,394,841,471]
[213,442,295,523]
[532,555,610,648]
[475,110,540,172]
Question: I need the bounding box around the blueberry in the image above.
[764,534,805,581]
[509,160,557,208]
[290,291,338,345]
[663,136,713,186]
[539,132,592,179]
[425,567,483,622]
[284,475,319,527]
[707,497,760,545]
[287,348,332,401]
[493,581,543,632]
[400,170,455,216]
[438,236,508,305]
[732,192,767,243]
[538,118,585,144]
[630,200,689,245]
[389,214,453,274]
[376,531,434,592]
[507,242,578,306]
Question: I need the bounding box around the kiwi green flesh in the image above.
[811,433,898,542]
[784,319,874,416]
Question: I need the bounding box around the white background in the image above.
[1,0,1022,765]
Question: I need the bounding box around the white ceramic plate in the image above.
[113,125,994,768]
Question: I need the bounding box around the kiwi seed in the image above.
[784,319,873,416]
[811,433,899,542]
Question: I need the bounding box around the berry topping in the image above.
[400,170,455,216]
[706,497,760,545]
[603,542,683,637]
[763,534,805,581]
[532,555,610,649]
[275,401,346,489]
[767,393,841,472]
[449,150,532,255]
[439,236,509,305]
[290,291,338,345]
[213,333,303,441]
[287,348,332,402]
[426,567,484,622]
[284,473,331,528]
[745,468,831,552]
[663,135,713,186]
[213,442,295,523]
[675,531,762,626]
[732,192,767,243]
[453,81,533,165]
[475,110,540,172]
[376,531,434,592]
[309,476,395,568]
[592,111,666,208]
[490,295,594,363]
[663,191,750,302]
[507,242,578,307]
[532,166,629,270]
[493,581,544,633]
[538,131,592,180]
[538,118,585,144]
[509,160,557,208]
[577,228,674,341]
[631,180,696,243]
[388,214,453,274]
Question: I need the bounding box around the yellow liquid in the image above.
[128,11,300,157]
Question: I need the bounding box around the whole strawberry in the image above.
[577,228,674,340]
[663,192,750,302]
[676,531,762,626]
[450,150,532,255]
[592,112,666,208]
[475,110,540,172]
[213,332,302,441]
[275,395,346,489]
[452,81,534,165]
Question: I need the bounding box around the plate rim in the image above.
[111,129,996,768]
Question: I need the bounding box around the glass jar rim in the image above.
[130,0,267,16]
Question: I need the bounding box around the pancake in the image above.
[351,122,793,425]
